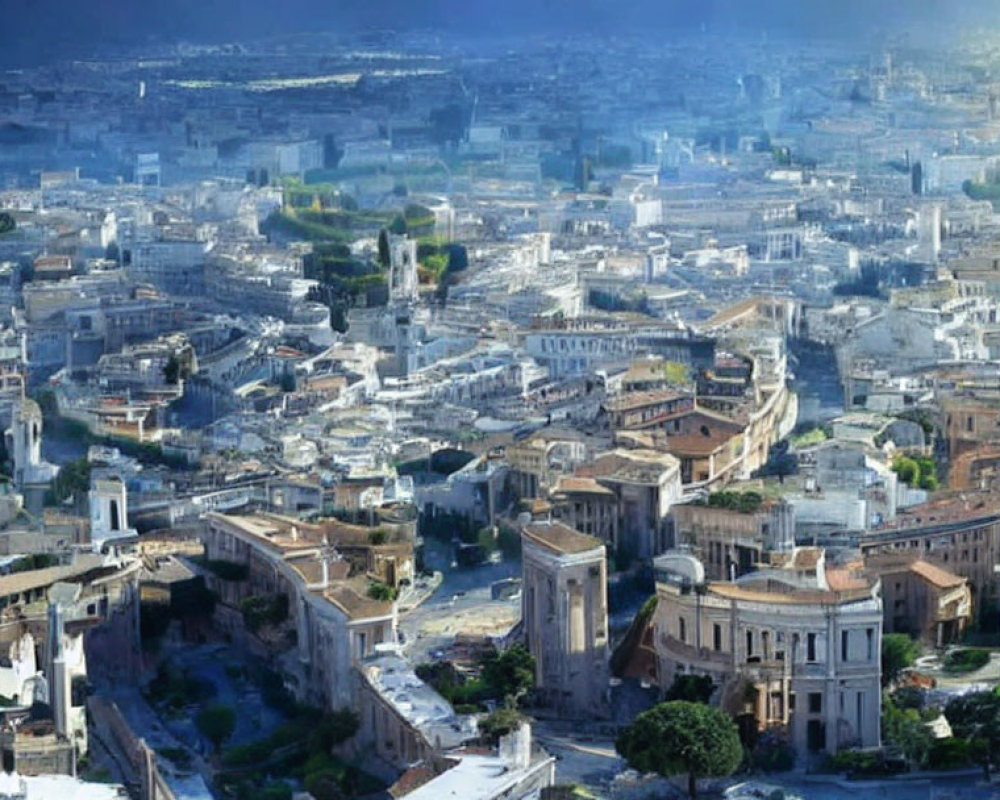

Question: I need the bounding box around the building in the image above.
[865,556,971,647]
[5,399,58,514]
[521,521,609,718]
[671,498,795,581]
[576,448,682,558]
[202,512,399,711]
[358,649,474,771]
[859,493,1000,618]
[548,476,619,550]
[390,723,555,800]
[651,551,882,756]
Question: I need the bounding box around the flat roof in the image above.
[402,750,551,800]
[522,521,603,556]
[0,773,128,799]
[361,652,470,752]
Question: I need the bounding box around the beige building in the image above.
[548,476,618,550]
[859,493,1000,618]
[203,512,398,711]
[672,499,795,581]
[576,448,682,558]
[506,431,587,499]
[865,556,971,646]
[652,551,882,756]
[521,522,610,718]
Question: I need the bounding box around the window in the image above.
[842,630,849,662]
[679,617,687,643]
[808,693,823,714]
[713,623,722,652]
[807,632,817,662]
[867,629,874,660]
[788,693,796,711]
[746,629,754,658]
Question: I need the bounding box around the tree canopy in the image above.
[196,704,237,752]
[616,701,742,798]
[664,674,715,704]
[480,644,535,705]
[882,633,920,686]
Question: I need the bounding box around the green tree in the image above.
[944,690,1000,776]
[663,361,691,388]
[616,701,742,798]
[377,229,391,269]
[481,645,535,705]
[48,458,92,505]
[882,634,920,686]
[388,215,407,236]
[304,770,345,800]
[307,709,359,754]
[479,706,525,745]
[197,705,236,753]
[882,695,933,769]
[892,457,920,487]
[664,674,714,704]
[919,474,939,491]
[367,582,395,602]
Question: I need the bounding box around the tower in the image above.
[388,234,418,303]
[6,398,58,513]
[521,521,610,718]
[46,581,88,764]
[89,477,136,550]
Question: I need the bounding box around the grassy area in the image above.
[943,648,991,674]
[791,427,827,448]
[218,707,375,800]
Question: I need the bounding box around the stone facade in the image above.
[652,552,882,756]
[521,521,609,719]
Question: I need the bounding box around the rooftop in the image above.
[361,651,472,752]
[550,476,615,497]
[907,559,966,590]
[605,389,689,413]
[522,521,604,556]
[580,448,680,485]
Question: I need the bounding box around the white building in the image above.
[652,551,882,756]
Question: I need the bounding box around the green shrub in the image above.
[943,649,990,674]
[706,491,764,514]
[826,749,905,777]
[240,594,289,632]
[926,738,971,770]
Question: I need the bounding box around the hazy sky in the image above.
[2,0,996,64]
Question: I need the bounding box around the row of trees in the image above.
[415,644,536,712]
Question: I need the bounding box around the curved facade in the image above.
[652,553,882,756]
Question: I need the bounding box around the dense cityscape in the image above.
[5,3,1000,799]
